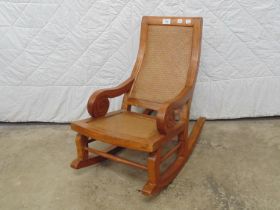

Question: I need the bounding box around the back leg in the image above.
[141,117,205,196]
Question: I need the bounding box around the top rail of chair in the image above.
[142,16,202,27]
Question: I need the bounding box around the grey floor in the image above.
[0,118,280,210]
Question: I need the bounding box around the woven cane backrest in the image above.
[129,25,193,103]
[125,17,202,110]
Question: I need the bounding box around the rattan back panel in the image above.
[129,25,193,103]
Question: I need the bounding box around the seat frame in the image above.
[70,16,205,196]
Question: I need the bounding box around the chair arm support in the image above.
[156,87,194,134]
[87,78,134,117]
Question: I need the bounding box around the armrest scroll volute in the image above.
[87,78,134,118]
[156,87,194,134]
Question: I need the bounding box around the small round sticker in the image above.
[185,19,191,24]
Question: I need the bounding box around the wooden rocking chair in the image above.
[70,16,205,196]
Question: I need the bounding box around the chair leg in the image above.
[183,117,205,157]
[141,117,205,196]
[71,134,123,169]
[141,148,161,195]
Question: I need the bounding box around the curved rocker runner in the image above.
[70,16,205,196]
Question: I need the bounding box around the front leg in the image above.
[141,148,161,195]
[70,134,123,169]
[71,134,90,169]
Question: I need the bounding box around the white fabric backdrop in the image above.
[0,0,280,122]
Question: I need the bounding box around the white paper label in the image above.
[177,19,183,23]
[162,19,171,24]
[185,19,191,24]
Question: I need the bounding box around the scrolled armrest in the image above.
[156,87,194,134]
[87,78,134,117]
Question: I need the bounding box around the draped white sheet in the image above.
[0,0,280,122]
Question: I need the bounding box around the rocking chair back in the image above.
[125,16,202,111]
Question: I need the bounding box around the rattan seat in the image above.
[72,111,184,152]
